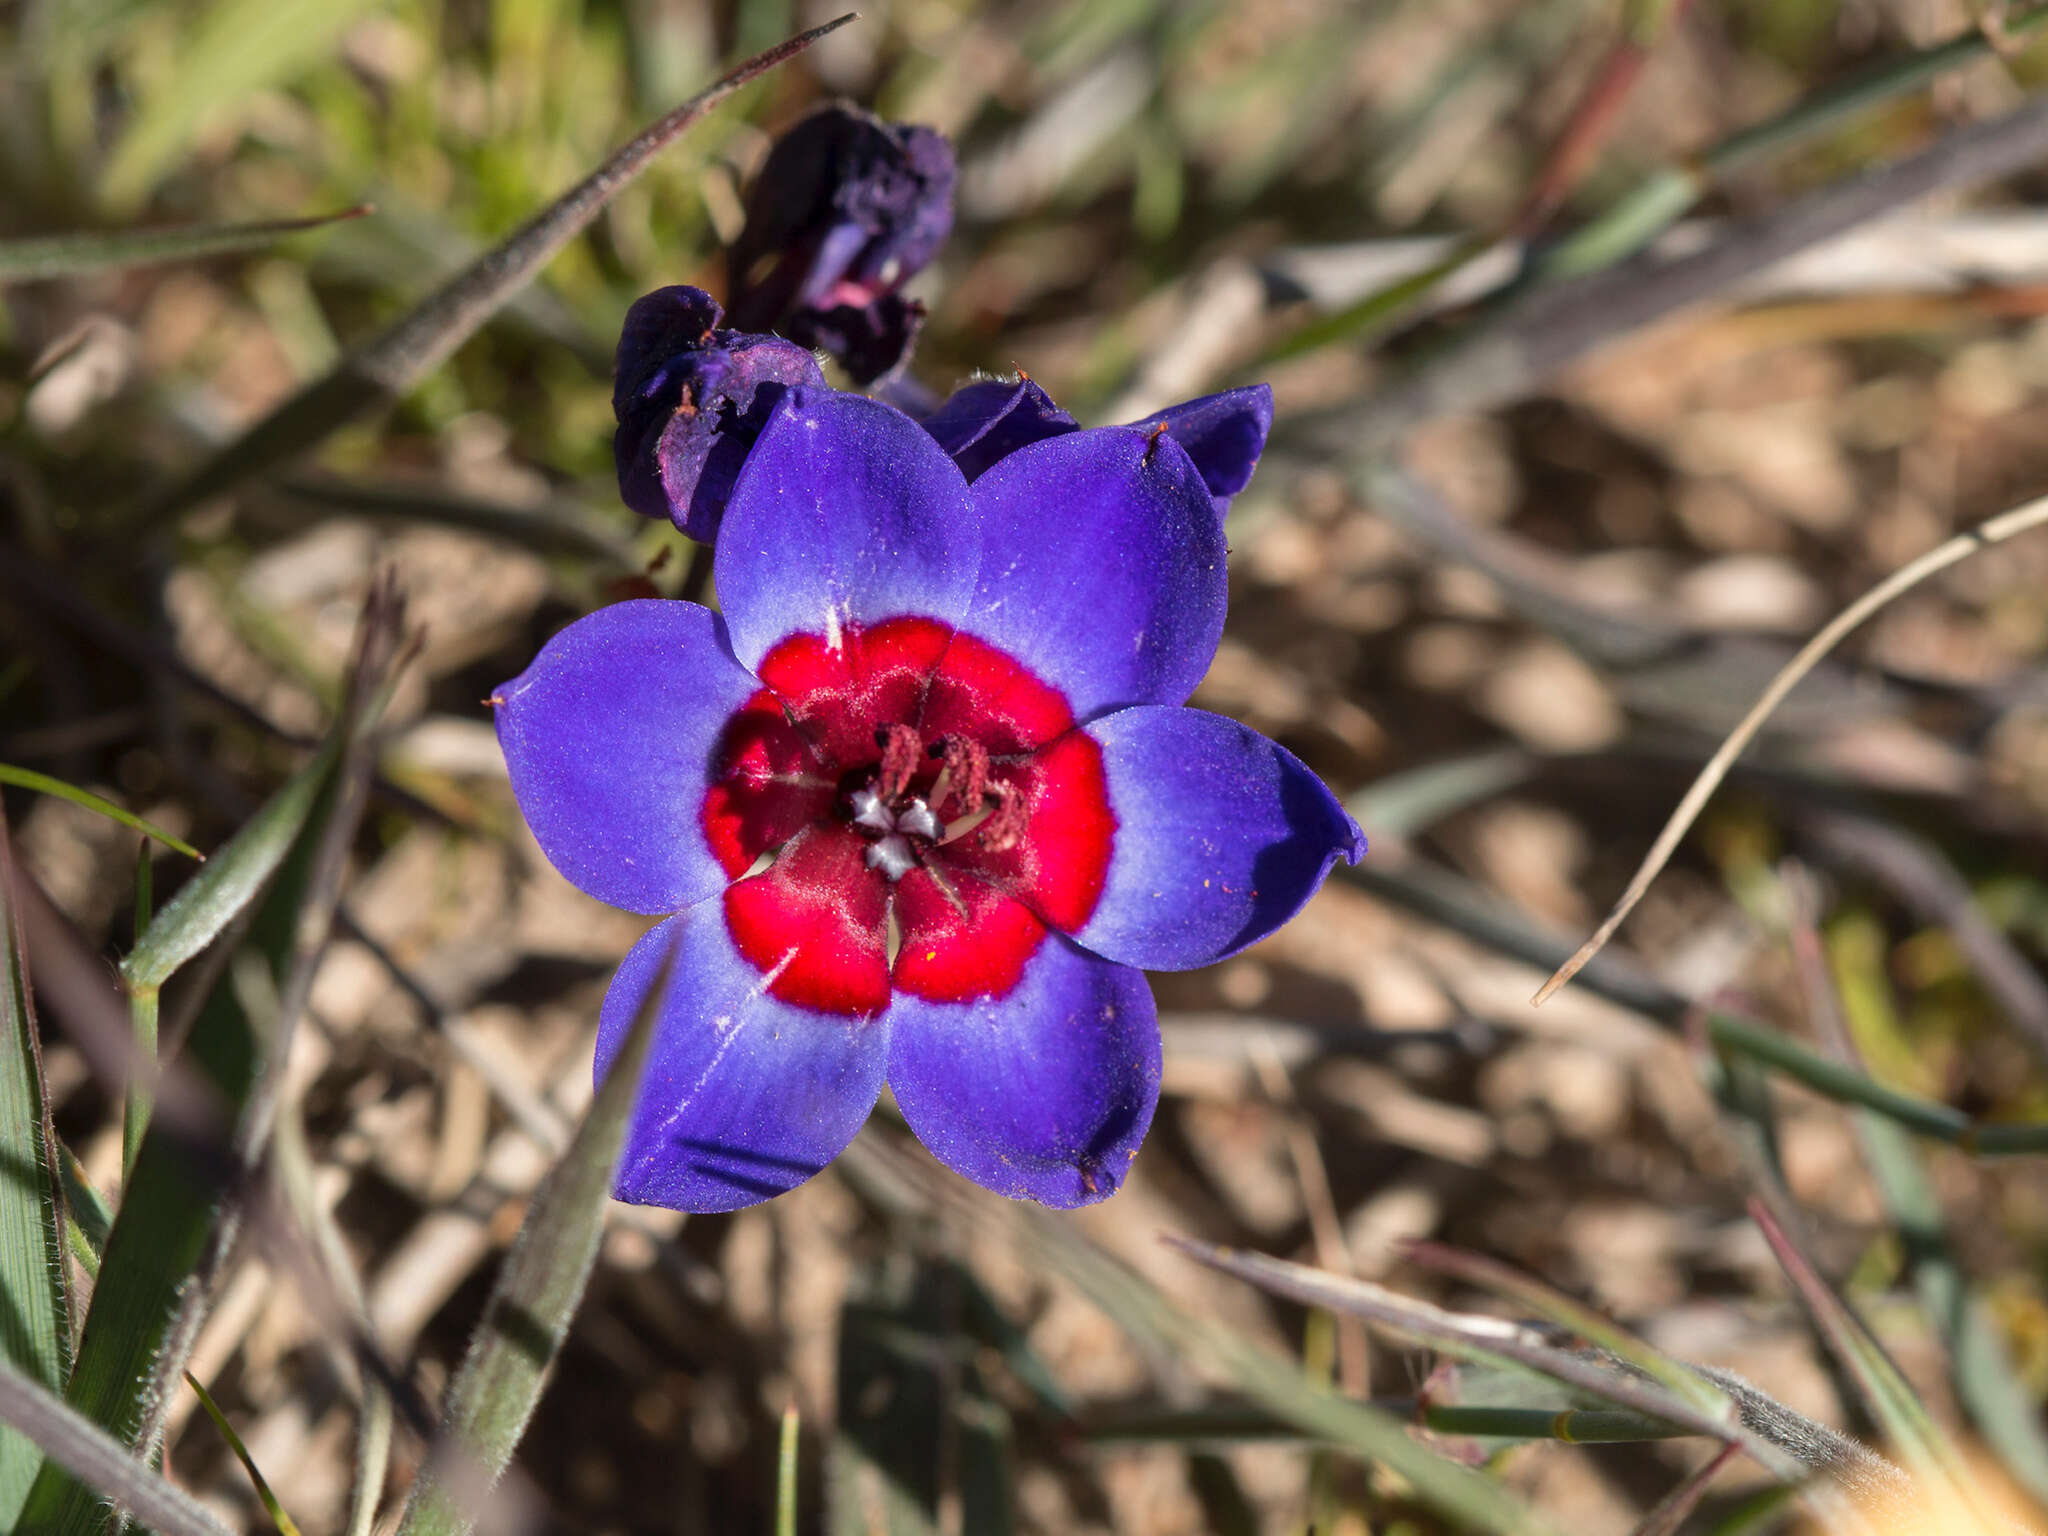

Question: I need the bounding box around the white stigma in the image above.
[850,785,894,834]
[896,797,942,841]
[865,834,917,881]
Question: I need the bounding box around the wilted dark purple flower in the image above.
[726,102,955,384]
[612,285,825,542]
[921,375,1275,513]
[495,387,1362,1213]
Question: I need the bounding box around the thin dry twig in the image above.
[1536,491,2048,1006]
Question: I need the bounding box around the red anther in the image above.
[673,383,699,418]
[978,781,1029,852]
[876,722,924,800]
[1141,419,1170,462]
[939,736,989,816]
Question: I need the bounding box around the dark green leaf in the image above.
[119,738,340,993]
[0,806,71,1525]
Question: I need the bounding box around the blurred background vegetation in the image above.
[8,0,2048,1531]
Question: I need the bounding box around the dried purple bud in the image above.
[726,102,955,384]
[612,285,825,542]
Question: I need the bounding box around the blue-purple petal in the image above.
[716,388,980,672]
[495,600,759,915]
[600,906,890,1213]
[960,426,1225,718]
[885,935,1159,1207]
[1073,705,1365,970]
[922,377,1078,482]
[1125,384,1273,505]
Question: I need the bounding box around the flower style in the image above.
[497,388,1362,1212]
[725,102,956,384]
[612,285,826,541]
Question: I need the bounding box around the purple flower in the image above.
[921,375,1275,513]
[612,285,825,542]
[496,388,1362,1212]
[726,102,956,384]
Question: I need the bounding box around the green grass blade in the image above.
[1075,1236,1566,1535]
[1258,237,1486,365]
[18,597,406,1535]
[1195,1324,1562,1536]
[98,0,385,209]
[19,887,297,1532]
[1164,1235,1914,1524]
[1404,1242,1736,1425]
[0,1361,233,1536]
[777,1404,799,1536]
[57,1149,109,1281]
[124,849,156,1182]
[1084,1399,1692,1444]
[0,765,203,862]
[394,934,673,1536]
[0,806,71,1525]
[0,207,370,282]
[185,1371,304,1536]
[1168,1238,1747,1463]
[119,737,340,992]
[146,16,853,524]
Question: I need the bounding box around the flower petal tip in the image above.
[887,938,1159,1209]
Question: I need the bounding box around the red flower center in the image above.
[700,616,1115,1015]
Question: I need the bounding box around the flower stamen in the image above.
[978,782,1029,852]
[876,722,923,799]
[937,736,989,817]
